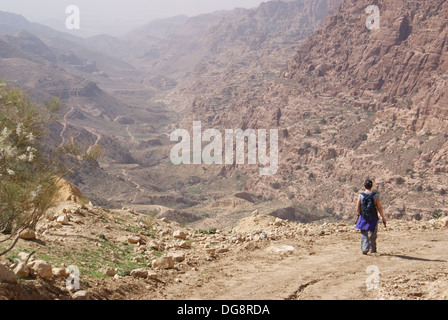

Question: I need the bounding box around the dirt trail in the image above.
[58,106,74,148]
[126,125,135,142]
[146,226,448,300]
[85,128,102,154]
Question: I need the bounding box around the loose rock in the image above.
[19,229,36,240]
[0,264,18,284]
[152,256,174,269]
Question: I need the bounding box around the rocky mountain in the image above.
[84,15,190,63]
[54,0,342,223]
[182,0,448,221]
[0,11,171,209]
[168,0,338,114]
[2,0,446,226]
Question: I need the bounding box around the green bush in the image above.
[433,209,443,220]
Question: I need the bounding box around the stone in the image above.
[178,240,190,249]
[168,252,185,263]
[273,218,283,226]
[152,256,174,269]
[0,264,18,284]
[56,215,70,225]
[14,263,30,278]
[127,235,141,244]
[130,268,149,278]
[53,268,70,278]
[173,230,187,239]
[160,217,170,223]
[130,268,157,280]
[72,290,90,300]
[102,268,115,277]
[19,229,36,240]
[148,240,160,250]
[28,260,52,280]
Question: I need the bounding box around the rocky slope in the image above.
[1,191,447,300]
[179,0,448,221]
[165,0,339,112]
[0,12,178,209]
[2,0,447,225]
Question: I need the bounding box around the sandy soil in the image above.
[141,225,448,300]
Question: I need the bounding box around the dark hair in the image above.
[364,179,373,190]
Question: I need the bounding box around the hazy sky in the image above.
[0,0,269,37]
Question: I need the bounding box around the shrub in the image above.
[270,182,281,189]
[0,82,98,255]
[0,84,61,234]
[195,228,217,235]
[433,209,443,220]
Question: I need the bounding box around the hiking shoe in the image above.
[362,251,369,255]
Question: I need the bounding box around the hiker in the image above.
[355,179,387,255]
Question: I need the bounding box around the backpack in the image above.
[360,192,378,221]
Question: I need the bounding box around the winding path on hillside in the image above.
[58,106,74,148]
[85,128,102,154]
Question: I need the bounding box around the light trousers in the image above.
[360,226,378,253]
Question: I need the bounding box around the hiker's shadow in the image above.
[380,253,446,263]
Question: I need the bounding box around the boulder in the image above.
[28,260,52,280]
[168,252,185,263]
[178,241,190,249]
[152,256,174,269]
[127,235,141,244]
[56,215,70,225]
[13,263,30,278]
[0,264,18,284]
[173,230,187,240]
[130,268,149,278]
[148,240,160,250]
[130,269,157,279]
[52,268,70,278]
[72,290,90,300]
[19,229,36,240]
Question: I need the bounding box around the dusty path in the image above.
[126,125,136,142]
[85,128,102,154]
[146,226,448,300]
[120,168,142,203]
[58,106,74,148]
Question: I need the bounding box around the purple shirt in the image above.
[356,215,378,232]
[356,192,379,232]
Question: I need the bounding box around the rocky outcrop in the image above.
[284,0,448,130]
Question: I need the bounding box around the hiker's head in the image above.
[364,179,373,190]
